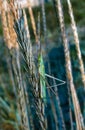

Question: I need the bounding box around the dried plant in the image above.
[56,0,84,129]
[27,0,38,43]
[7,11,18,49]
[1,0,11,49]
[10,4,47,129]
[67,0,85,122]
[12,50,30,130]
[1,0,18,49]
[67,0,85,87]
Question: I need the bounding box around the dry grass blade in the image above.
[7,10,18,49]
[1,0,18,49]
[27,0,38,43]
[67,0,85,122]
[56,0,84,129]
[67,0,85,88]
[1,0,11,49]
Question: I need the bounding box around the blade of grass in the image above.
[56,0,83,129]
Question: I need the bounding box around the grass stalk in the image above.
[27,0,38,43]
[12,49,30,130]
[1,0,11,49]
[67,0,85,88]
[11,4,47,128]
[67,0,85,122]
[56,0,84,129]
